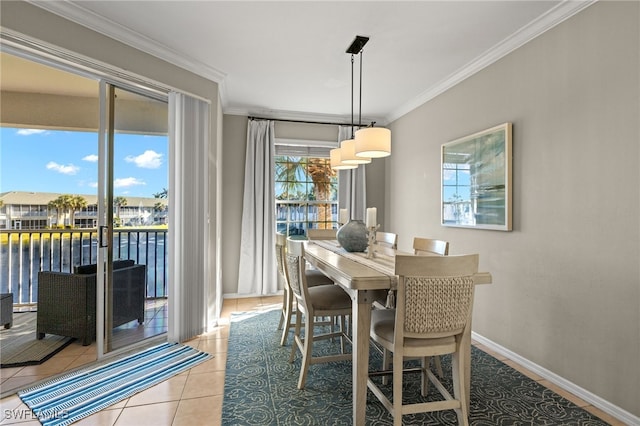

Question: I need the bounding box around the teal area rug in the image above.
[0,312,74,368]
[18,342,211,426]
[222,309,608,425]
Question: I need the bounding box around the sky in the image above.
[0,127,168,198]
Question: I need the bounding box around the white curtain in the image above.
[167,92,212,342]
[237,120,277,295]
[338,125,367,221]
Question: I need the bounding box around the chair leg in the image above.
[392,351,403,426]
[289,309,302,363]
[280,288,294,346]
[340,315,347,354]
[297,313,314,389]
[277,290,286,331]
[452,349,470,426]
[434,355,444,378]
[382,348,391,385]
[421,357,430,396]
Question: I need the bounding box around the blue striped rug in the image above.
[18,342,211,426]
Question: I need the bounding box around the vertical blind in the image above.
[168,92,211,342]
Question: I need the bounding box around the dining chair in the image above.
[371,231,398,257]
[368,254,479,426]
[413,237,449,256]
[307,228,337,240]
[285,238,352,389]
[307,227,348,335]
[276,233,334,346]
[412,236,450,377]
[376,236,452,382]
[375,231,398,249]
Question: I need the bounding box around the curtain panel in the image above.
[237,120,277,295]
[167,92,211,342]
[338,125,367,221]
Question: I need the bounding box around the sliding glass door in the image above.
[97,83,168,355]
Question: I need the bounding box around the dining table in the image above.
[303,239,492,425]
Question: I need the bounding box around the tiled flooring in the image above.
[0,299,169,397]
[0,296,626,425]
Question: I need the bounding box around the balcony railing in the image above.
[0,228,168,307]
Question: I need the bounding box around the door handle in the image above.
[99,225,109,247]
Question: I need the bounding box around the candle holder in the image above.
[366,224,380,259]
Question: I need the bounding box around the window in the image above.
[275,156,338,237]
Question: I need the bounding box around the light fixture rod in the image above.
[359,49,363,128]
[351,54,355,139]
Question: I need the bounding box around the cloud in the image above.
[17,129,47,136]
[125,150,163,169]
[46,161,79,175]
[114,177,146,188]
[88,182,98,188]
[83,154,99,162]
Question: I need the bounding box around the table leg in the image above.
[351,290,373,426]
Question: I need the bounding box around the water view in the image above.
[0,228,168,307]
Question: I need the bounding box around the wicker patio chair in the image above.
[37,261,146,345]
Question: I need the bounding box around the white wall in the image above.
[388,1,639,417]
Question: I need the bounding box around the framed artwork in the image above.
[441,122,512,231]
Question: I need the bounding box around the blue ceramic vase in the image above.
[336,219,368,252]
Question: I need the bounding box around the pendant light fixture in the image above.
[330,50,358,170]
[330,53,359,170]
[331,35,390,170]
[351,36,391,158]
[341,39,371,165]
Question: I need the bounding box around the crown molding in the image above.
[27,0,596,124]
[26,1,228,87]
[385,0,598,123]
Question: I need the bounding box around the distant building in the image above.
[0,191,168,230]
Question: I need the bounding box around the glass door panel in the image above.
[99,83,168,354]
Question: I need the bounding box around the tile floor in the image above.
[0,296,626,425]
[0,299,169,397]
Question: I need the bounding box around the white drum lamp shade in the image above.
[340,139,371,164]
[355,127,391,158]
[330,147,358,170]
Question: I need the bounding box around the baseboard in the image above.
[472,332,639,426]
[223,291,283,299]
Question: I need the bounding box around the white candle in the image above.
[366,207,377,228]
[339,209,349,225]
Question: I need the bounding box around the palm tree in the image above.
[275,157,305,200]
[68,195,87,227]
[306,158,336,228]
[47,198,63,227]
[47,194,74,227]
[113,196,128,226]
[153,188,168,199]
[275,156,336,230]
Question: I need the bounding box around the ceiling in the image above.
[11,1,594,124]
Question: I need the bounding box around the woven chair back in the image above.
[285,253,303,298]
[275,233,286,277]
[403,275,474,335]
[395,254,478,338]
